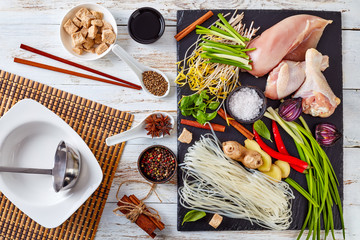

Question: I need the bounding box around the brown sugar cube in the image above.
[84,48,95,54]
[63,19,79,35]
[80,27,88,38]
[75,7,91,20]
[72,47,83,55]
[87,25,98,39]
[178,128,193,144]
[81,15,96,28]
[102,20,113,31]
[209,214,223,229]
[91,10,103,20]
[91,19,103,27]
[72,17,82,28]
[95,43,109,55]
[94,34,102,44]
[71,32,86,47]
[83,37,95,50]
[102,29,116,44]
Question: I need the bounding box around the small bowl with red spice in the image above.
[138,145,177,183]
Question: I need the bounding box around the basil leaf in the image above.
[198,102,207,111]
[195,96,203,106]
[254,120,272,142]
[182,210,206,225]
[200,90,209,100]
[196,111,207,125]
[206,111,217,121]
[208,101,220,110]
[181,109,192,116]
[180,96,191,109]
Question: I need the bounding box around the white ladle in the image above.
[106,112,175,146]
[111,45,170,98]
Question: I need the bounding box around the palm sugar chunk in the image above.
[72,17,82,28]
[71,32,86,47]
[209,214,223,229]
[63,19,79,35]
[83,37,95,50]
[84,48,95,54]
[88,25,98,39]
[75,8,92,20]
[94,34,102,44]
[178,128,193,144]
[72,47,83,55]
[91,10,103,20]
[91,19,103,27]
[80,27,88,38]
[95,43,109,55]
[81,15,96,28]
[102,29,116,44]
[102,20,113,31]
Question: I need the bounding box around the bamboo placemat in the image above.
[0,70,134,240]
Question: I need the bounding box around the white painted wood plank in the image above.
[0,0,359,29]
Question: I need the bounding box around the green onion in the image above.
[195,14,255,71]
[265,107,345,240]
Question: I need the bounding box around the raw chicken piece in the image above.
[247,15,332,77]
[265,61,305,100]
[293,48,340,118]
[265,56,329,100]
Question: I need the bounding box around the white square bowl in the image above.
[0,99,103,228]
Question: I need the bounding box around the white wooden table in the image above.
[1,1,359,239]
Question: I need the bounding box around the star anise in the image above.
[144,114,172,138]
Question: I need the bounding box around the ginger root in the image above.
[222,141,263,169]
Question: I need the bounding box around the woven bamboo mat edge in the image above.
[0,70,134,240]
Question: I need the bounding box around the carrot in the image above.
[217,108,254,140]
[180,119,225,132]
[174,11,214,41]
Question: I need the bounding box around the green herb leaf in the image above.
[195,96,203,106]
[182,210,206,225]
[181,109,192,116]
[254,120,272,142]
[198,102,207,111]
[196,111,207,125]
[206,111,217,121]
[208,101,220,110]
[200,90,209,100]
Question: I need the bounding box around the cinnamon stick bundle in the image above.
[117,195,164,238]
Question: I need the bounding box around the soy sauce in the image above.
[128,7,165,44]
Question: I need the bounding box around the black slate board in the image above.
[176,10,343,231]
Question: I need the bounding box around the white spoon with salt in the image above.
[112,45,170,98]
[105,112,175,146]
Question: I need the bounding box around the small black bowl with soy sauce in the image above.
[128,7,165,44]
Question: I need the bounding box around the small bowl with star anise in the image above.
[106,112,174,146]
[138,145,177,184]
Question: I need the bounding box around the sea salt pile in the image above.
[229,88,264,121]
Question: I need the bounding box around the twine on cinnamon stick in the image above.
[113,180,162,223]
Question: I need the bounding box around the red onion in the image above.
[315,123,342,147]
[278,98,302,122]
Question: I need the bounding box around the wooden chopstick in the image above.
[14,58,141,90]
[20,44,142,90]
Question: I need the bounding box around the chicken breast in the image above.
[265,56,329,100]
[293,48,340,118]
[247,15,332,77]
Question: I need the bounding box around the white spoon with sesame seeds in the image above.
[111,44,170,98]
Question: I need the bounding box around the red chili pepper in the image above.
[253,129,309,171]
[272,121,308,174]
